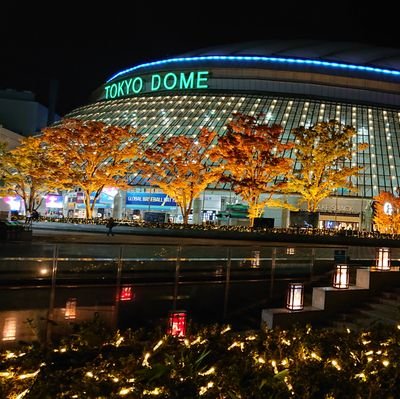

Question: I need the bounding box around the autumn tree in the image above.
[282,120,368,212]
[372,191,400,234]
[212,113,293,227]
[0,141,7,179]
[0,136,63,213]
[41,119,140,219]
[140,129,223,224]
[0,141,6,156]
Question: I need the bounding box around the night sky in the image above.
[2,4,399,117]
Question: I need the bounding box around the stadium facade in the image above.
[64,40,400,229]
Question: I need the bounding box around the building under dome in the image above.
[64,40,400,229]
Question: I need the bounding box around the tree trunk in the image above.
[84,192,92,219]
[90,199,97,219]
[180,197,193,224]
[182,206,190,224]
[23,198,28,214]
[248,195,261,228]
[29,191,35,213]
[307,200,316,213]
[90,189,103,219]
[34,196,44,212]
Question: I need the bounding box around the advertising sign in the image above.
[3,196,22,211]
[126,192,176,207]
[46,195,63,209]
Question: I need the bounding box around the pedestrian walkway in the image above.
[31,222,264,246]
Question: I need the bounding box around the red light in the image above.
[119,286,134,301]
[167,311,187,338]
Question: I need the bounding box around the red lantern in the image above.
[119,286,134,301]
[167,311,187,338]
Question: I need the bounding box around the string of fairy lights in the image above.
[1,323,400,397]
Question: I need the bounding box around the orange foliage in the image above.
[41,119,140,219]
[140,129,223,224]
[282,120,368,212]
[1,136,63,212]
[373,191,400,234]
[0,140,8,178]
[211,113,293,226]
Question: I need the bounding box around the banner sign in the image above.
[126,192,177,207]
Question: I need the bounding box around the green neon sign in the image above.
[104,70,209,99]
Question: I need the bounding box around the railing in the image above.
[0,241,395,346]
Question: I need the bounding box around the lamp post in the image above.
[286,282,304,311]
[332,264,349,289]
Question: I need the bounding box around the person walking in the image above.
[31,210,39,221]
[106,217,115,236]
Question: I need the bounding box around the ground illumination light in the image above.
[286,283,304,311]
[119,286,134,301]
[65,298,77,320]
[332,264,349,289]
[167,310,187,338]
[376,247,391,270]
[251,251,260,268]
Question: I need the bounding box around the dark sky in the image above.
[2,4,399,116]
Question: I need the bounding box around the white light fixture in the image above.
[376,247,391,270]
[286,283,304,311]
[251,251,260,268]
[332,264,349,289]
[286,247,295,255]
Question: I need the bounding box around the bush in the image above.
[1,322,400,398]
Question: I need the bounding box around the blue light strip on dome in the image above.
[107,55,400,83]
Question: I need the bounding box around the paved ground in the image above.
[28,221,400,248]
